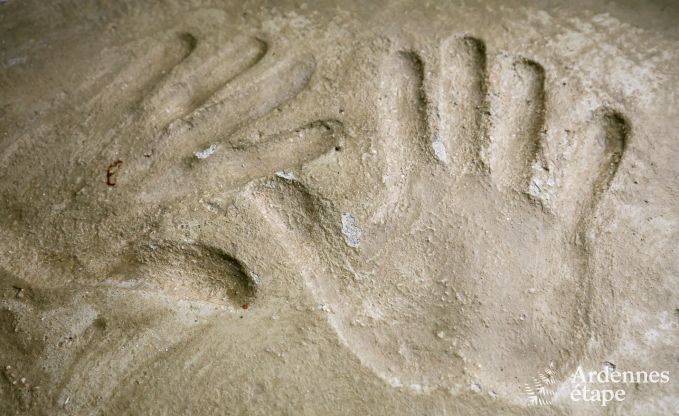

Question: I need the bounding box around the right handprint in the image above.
[249,34,628,399]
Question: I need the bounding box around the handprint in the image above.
[0,10,342,307]
[0,11,345,411]
[248,35,628,397]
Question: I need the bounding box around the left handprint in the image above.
[0,10,342,306]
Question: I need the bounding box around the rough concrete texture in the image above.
[0,0,677,414]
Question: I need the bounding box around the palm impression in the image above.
[249,35,628,396]
[1,10,342,306]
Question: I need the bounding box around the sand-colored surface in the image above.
[1,0,677,414]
